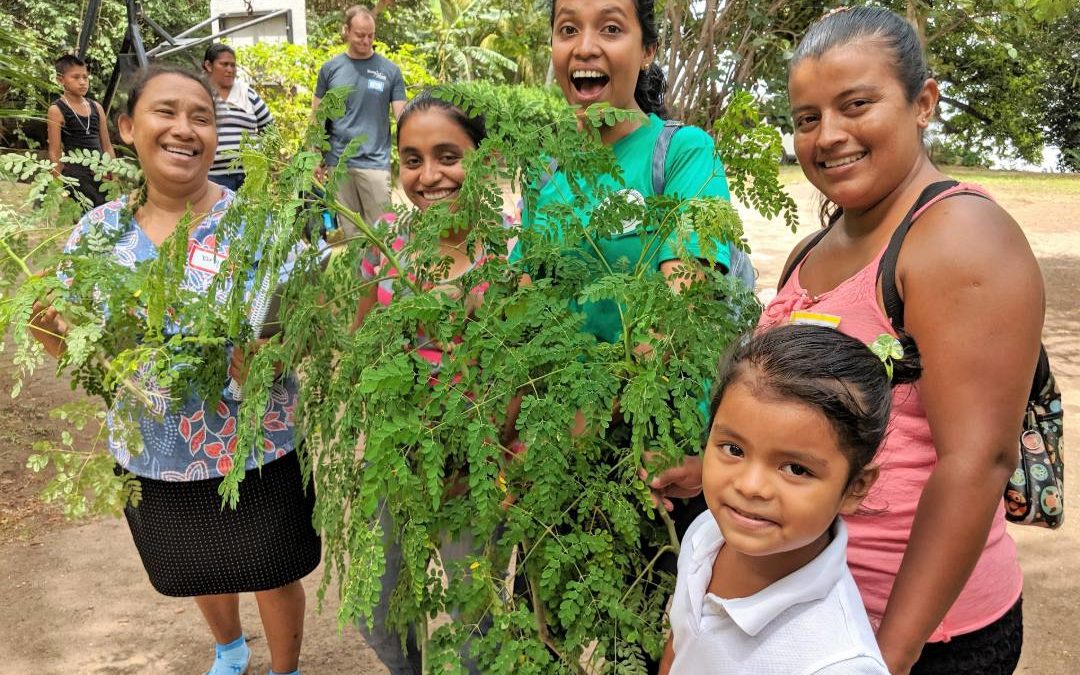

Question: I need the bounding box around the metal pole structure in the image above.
[83,0,302,112]
[127,0,149,68]
[102,32,133,115]
[170,16,220,42]
[76,0,104,58]
[140,11,178,46]
[148,10,292,59]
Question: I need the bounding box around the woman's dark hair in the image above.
[710,325,921,483]
[549,0,667,118]
[126,65,214,117]
[397,89,487,149]
[202,43,236,66]
[791,7,931,226]
[792,6,928,103]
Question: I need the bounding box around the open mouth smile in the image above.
[570,69,610,99]
[819,151,867,169]
[163,144,199,158]
[419,188,458,202]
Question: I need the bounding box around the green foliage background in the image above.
[236,39,438,156]
[3,0,1078,168]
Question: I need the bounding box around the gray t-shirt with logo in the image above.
[315,52,407,170]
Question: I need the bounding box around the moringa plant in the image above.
[1,82,794,672]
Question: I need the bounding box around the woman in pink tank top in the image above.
[763,7,1044,674]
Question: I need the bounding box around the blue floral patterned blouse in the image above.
[62,190,301,481]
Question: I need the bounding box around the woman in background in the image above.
[202,44,274,192]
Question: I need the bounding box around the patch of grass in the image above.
[944,166,1080,195]
[776,164,1080,194]
[779,164,806,185]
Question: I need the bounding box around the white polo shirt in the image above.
[669,513,888,674]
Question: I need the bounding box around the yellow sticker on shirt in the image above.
[789,311,842,328]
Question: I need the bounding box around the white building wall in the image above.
[208,0,307,46]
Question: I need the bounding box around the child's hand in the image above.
[28,301,68,358]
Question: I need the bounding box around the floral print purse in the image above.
[1005,348,1065,528]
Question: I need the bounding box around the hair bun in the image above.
[634,64,667,119]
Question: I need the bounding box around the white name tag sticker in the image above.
[789,310,842,328]
[368,79,385,92]
[188,243,229,275]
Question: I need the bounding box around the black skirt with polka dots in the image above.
[118,449,321,597]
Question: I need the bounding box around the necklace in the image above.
[62,95,92,135]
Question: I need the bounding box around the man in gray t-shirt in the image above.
[313,6,406,231]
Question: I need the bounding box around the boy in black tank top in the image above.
[47,55,114,207]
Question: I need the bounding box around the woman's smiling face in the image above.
[119,73,217,192]
[788,41,936,212]
[550,0,654,113]
[398,108,476,211]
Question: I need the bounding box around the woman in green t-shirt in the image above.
[514,0,739,520]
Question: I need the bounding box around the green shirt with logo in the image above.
[513,114,732,344]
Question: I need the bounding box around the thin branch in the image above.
[939,94,994,125]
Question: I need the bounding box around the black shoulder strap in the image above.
[777,227,831,290]
[877,180,993,332]
[651,120,685,194]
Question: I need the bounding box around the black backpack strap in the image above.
[777,227,831,290]
[651,120,685,194]
[1032,344,1052,400]
[877,180,994,332]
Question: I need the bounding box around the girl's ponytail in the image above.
[888,331,923,387]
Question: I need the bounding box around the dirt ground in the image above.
[1,168,1078,673]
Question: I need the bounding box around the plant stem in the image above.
[659,507,681,555]
[1,237,32,276]
[23,228,74,264]
[620,544,673,604]
[521,540,587,675]
[314,179,424,297]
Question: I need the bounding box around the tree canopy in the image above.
[2,0,1076,168]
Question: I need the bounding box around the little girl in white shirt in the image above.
[661,325,920,674]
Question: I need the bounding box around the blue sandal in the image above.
[205,635,251,675]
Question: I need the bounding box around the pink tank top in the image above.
[757,184,1022,642]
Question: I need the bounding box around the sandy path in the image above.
[1,170,1077,673]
